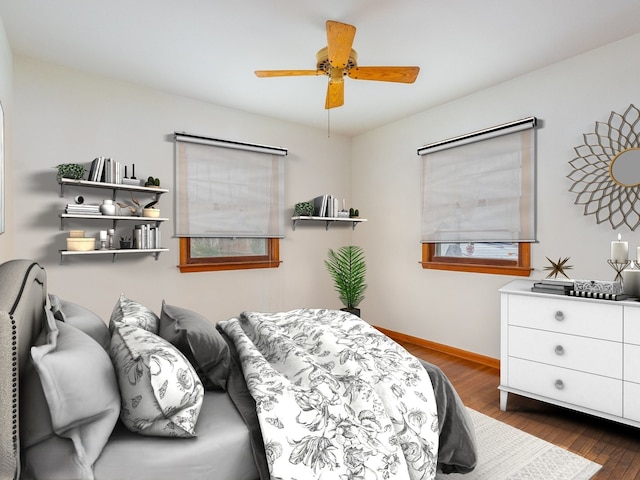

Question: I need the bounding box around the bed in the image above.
[0,259,477,480]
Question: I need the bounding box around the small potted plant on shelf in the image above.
[325,245,367,317]
[54,163,86,181]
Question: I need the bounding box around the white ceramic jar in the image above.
[100,199,116,216]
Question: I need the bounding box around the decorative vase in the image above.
[100,199,116,216]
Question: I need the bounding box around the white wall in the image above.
[0,16,12,260]
[11,57,355,323]
[352,33,640,358]
[8,33,640,360]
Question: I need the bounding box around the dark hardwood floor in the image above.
[398,340,640,480]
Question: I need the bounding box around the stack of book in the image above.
[311,194,345,217]
[65,203,101,215]
[531,278,574,295]
[87,157,126,184]
[133,224,161,249]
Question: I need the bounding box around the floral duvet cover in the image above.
[219,309,440,480]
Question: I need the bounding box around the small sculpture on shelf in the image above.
[543,256,573,279]
[116,193,142,216]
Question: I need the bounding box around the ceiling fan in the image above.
[254,20,420,109]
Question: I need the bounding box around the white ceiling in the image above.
[1,1,640,136]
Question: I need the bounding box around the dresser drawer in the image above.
[507,295,622,341]
[624,343,640,383]
[509,326,622,378]
[624,381,640,422]
[507,357,622,416]
[624,306,640,346]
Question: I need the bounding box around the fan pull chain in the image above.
[327,109,331,138]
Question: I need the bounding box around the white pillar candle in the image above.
[99,230,108,241]
[636,246,640,262]
[611,233,628,263]
[624,269,640,297]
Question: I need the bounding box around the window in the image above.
[179,237,280,272]
[421,242,531,276]
[418,117,536,276]
[174,133,286,272]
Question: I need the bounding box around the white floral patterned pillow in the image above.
[109,293,159,334]
[109,324,204,437]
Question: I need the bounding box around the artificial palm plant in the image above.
[325,245,367,315]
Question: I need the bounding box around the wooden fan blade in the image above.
[326,20,356,69]
[255,70,323,78]
[347,66,420,83]
[325,80,344,109]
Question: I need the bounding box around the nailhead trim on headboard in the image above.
[10,316,18,480]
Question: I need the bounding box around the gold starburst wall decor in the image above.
[567,104,640,230]
[544,256,573,279]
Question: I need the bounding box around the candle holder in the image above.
[608,260,631,283]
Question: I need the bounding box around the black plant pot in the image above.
[341,307,361,317]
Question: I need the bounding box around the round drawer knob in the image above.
[555,345,565,355]
[554,311,565,321]
[554,379,565,390]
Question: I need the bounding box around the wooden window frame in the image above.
[178,237,281,273]
[421,242,532,276]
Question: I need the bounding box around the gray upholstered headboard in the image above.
[0,260,47,480]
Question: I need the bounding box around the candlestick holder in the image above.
[608,260,631,282]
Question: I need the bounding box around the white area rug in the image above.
[436,408,602,480]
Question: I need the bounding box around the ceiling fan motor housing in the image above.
[316,46,358,77]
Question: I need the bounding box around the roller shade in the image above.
[175,133,286,238]
[418,117,537,243]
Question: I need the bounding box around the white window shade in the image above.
[175,133,286,238]
[419,118,536,243]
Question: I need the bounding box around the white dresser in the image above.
[499,279,640,427]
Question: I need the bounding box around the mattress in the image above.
[23,392,259,480]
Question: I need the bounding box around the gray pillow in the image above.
[30,310,121,478]
[20,313,55,449]
[109,293,159,334]
[109,324,204,437]
[49,293,110,349]
[159,301,231,390]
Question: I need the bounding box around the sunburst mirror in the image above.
[568,104,640,230]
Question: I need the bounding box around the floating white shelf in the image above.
[291,216,367,231]
[60,248,169,263]
[57,178,169,263]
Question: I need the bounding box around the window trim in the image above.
[420,242,532,276]
[178,237,281,273]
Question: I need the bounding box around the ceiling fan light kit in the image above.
[255,20,420,110]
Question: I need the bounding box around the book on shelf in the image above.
[87,157,125,184]
[531,286,570,295]
[65,204,101,215]
[312,195,327,217]
[539,278,574,287]
[533,282,573,293]
[133,224,160,249]
[310,194,345,218]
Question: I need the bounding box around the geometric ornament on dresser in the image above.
[58,177,169,263]
[499,279,640,428]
